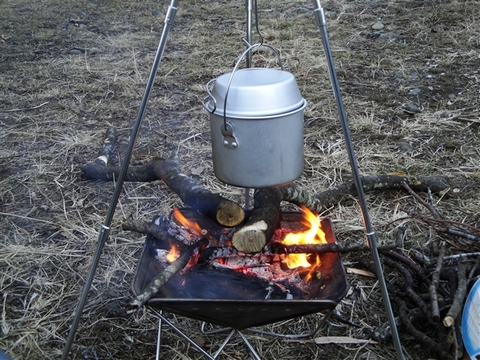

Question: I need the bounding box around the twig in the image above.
[443,227,480,242]
[443,262,467,327]
[401,181,442,219]
[94,126,117,166]
[430,244,445,321]
[397,300,454,360]
[443,252,480,260]
[395,226,405,253]
[4,101,50,112]
[467,257,480,284]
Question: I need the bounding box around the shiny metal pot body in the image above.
[204,68,306,188]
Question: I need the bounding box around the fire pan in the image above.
[132,210,348,330]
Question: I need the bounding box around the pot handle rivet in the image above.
[221,122,238,150]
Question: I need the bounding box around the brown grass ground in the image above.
[1,0,479,359]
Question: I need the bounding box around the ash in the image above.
[154,217,317,296]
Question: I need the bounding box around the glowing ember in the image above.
[166,246,180,263]
[282,206,327,269]
[173,207,203,234]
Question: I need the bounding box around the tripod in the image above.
[61,1,405,359]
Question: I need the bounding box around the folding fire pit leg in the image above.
[246,308,334,339]
[153,311,217,360]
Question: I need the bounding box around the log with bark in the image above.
[81,128,244,227]
[232,188,282,253]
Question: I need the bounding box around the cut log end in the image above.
[232,220,268,253]
[442,315,454,328]
[216,202,245,227]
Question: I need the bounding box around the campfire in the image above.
[164,206,328,293]
[131,207,348,329]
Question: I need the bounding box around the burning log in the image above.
[127,237,209,312]
[232,188,281,253]
[122,217,186,247]
[267,239,396,254]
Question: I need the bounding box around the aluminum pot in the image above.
[203,67,306,188]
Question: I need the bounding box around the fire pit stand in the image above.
[131,209,348,358]
[151,309,335,360]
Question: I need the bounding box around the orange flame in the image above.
[173,208,203,234]
[166,246,179,263]
[282,206,327,269]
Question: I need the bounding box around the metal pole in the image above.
[60,1,179,358]
[246,0,253,67]
[311,1,405,359]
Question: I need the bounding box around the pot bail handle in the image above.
[202,78,217,114]
[222,43,284,131]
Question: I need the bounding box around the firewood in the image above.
[82,154,244,227]
[94,126,116,166]
[397,300,455,360]
[267,239,396,254]
[430,244,446,322]
[278,174,450,214]
[443,262,467,327]
[126,238,208,312]
[232,188,281,253]
[152,154,244,227]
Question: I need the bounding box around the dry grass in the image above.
[1,0,479,359]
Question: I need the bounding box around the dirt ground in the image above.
[1,0,479,359]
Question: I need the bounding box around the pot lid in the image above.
[208,68,305,117]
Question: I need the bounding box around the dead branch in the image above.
[95,126,117,166]
[430,245,446,321]
[443,262,467,327]
[81,159,158,182]
[127,238,208,312]
[152,154,244,227]
[401,181,442,219]
[267,239,396,254]
[122,217,178,243]
[397,300,454,360]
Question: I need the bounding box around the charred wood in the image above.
[127,238,208,312]
[267,239,396,255]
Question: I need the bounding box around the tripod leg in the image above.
[311,1,405,360]
[60,1,180,359]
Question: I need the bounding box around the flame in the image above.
[173,208,203,234]
[166,246,179,263]
[282,206,327,269]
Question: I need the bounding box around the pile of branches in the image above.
[81,127,480,359]
[357,183,480,360]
